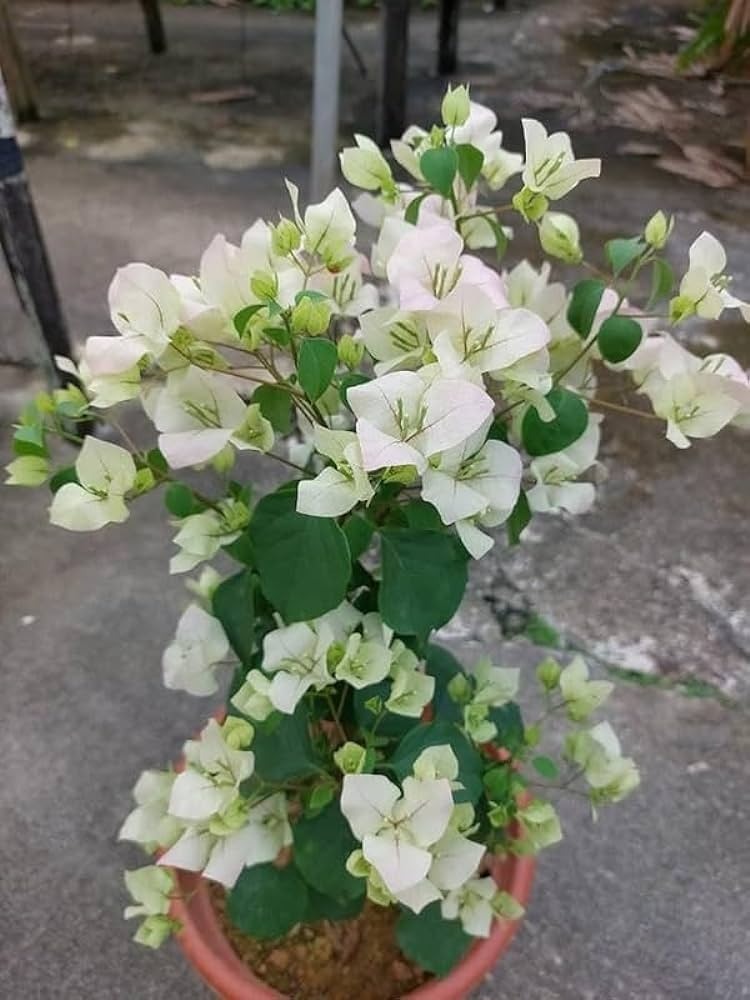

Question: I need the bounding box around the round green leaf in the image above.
[605,237,644,277]
[304,887,365,922]
[212,571,256,665]
[597,315,643,364]
[227,864,309,940]
[396,902,473,976]
[379,529,468,636]
[419,146,458,198]
[252,384,293,434]
[293,801,365,902]
[521,388,588,457]
[455,143,485,189]
[249,486,351,622]
[164,483,204,518]
[567,278,605,338]
[298,337,337,401]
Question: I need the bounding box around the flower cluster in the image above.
[8,86,746,971]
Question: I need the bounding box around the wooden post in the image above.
[139,0,167,55]
[310,0,343,202]
[0,70,74,382]
[0,0,38,122]
[437,0,461,76]
[377,0,410,145]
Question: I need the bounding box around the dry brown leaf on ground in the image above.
[190,87,257,105]
[617,140,664,156]
[602,84,692,133]
[655,143,746,187]
[620,44,706,80]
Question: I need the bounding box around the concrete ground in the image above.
[1,2,749,998]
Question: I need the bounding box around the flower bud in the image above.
[644,210,673,250]
[512,188,549,223]
[222,716,254,750]
[134,915,178,949]
[539,212,583,263]
[132,467,156,496]
[250,270,279,304]
[211,444,236,476]
[271,217,301,256]
[669,294,696,324]
[447,672,473,705]
[536,656,562,692]
[337,333,364,370]
[441,84,471,127]
[291,296,332,336]
[333,741,369,775]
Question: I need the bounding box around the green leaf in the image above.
[489,702,525,754]
[223,529,254,567]
[252,384,293,434]
[484,764,513,802]
[49,466,78,493]
[425,644,465,724]
[264,325,292,348]
[649,258,674,306]
[379,529,468,636]
[597,315,643,364]
[396,903,473,976]
[13,424,47,458]
[250,702,322,782]
[455,143,485,189]
[293,801,365,902]
[391,721,483,804]
[506,491,531,546]
[521,388,588,457]
[402,499,444,532]
[305,783,336,816]
[420,146,458,198]
[567,279,606,338]
[249,486,351,622]
[227,864,309,940]
[164,483,204,518]
[304,888,365,923]
[233,304,265,338]
[298,337,337,401]
[404,192,430,225]
[532,755,559,779]
[212,571,255,665]
[605,237,644,277]
[146,448,168,476]
[342,514,374,562]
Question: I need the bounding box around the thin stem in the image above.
[324,690,347,745]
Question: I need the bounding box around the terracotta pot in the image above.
[170,852,535,1000]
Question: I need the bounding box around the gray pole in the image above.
[310,0,343,202]
[0,69,74,382]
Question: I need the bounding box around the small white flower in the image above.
[119,769,182,849]
[521,118,601,200]
[49,437,136,532]
[341,773,454,894]
[334,632,392,690]
[169,501,249,575]
[527,418,601,516]
[648,371,740,449]
[144,366,273,469]
[348,370,494,474]
[441,875,497,937]
[296,426,373,518]
[386,663,435,718]
[673,231,750,323]
[231,669,275,721]
[162,604,230,696]
[559,656,613,721]
[262,619,336,713]
[124,866,174,921]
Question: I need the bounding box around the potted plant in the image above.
[7,85,749,999]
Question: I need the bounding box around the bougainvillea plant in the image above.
[7,85,749,973]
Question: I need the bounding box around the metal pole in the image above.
[437,0,461,76]
[310,0,343,202]
[0,70,74,383]
[377,0,410,146]
[139,0,167,55]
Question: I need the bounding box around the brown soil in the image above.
[212,887,432,1000]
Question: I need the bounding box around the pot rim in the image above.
[170,852,536,1000]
